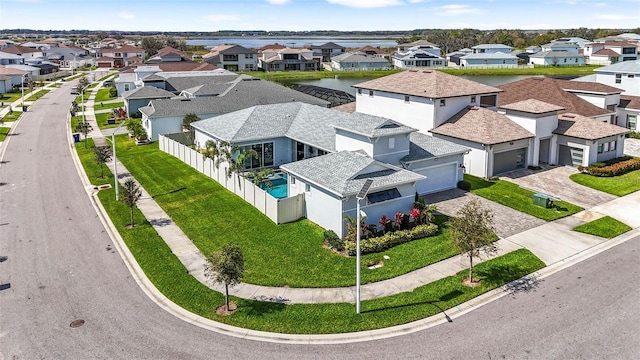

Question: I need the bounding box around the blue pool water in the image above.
[257,172,288,199]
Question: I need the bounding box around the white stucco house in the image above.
[189,102,469,238]
[331,52,391,71]
[580,60,640,96]
[202,44,258,71]
[352,70,629,177]
[529,50,586,66]
[459,52,519,68]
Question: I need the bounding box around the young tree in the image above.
[77,76,90,94]
[121,177,142,228]
[74,121,93,148]
[182,113,200,142]
[93,145,112,179]
[449,199,497,285]
[248,168,274,190]
[204,243,245,313]
[228,149,258,189]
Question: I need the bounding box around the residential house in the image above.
[24,59,59,75]
[529,50,586,66]
[330,52,391,71]
[309,42,345,62]
[551,37,591,49]
[146,46,191,63]
[584,41,638,65]
[471,44,513,54]
[138,74,329,140]
[114,63,218,96]
[1,45,44,59]
[579,60,640,96]
[352,70,628,177]
[0,51,25,65]
[446,48,472,66]
[122,85,175,116]
[459,52,519,68]
[351,46,390,58]
[202,44,258,71]
[619,96,639,131]
[397,40,441,53]
[259,47,319,72]
[46,46,94,69]
[392,46,445,69]
[97,45,145,68]
[189,102,468,237]
[0,66,27,94]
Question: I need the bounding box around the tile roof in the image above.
[122,86,175,100]
[309,42,345,49]
[353,70,502,99]
[553,113,629,140]
[281,151,424,197]
[430,106,534,145]
[332,102,356,113]
[1,45,40,54]
[351,46,387,55]
[497,77,613,117]
[115,45,144,53]
[499,99,565,114]
[401,132,469,162]
[399,40,438,47]
[619,95,640,110]
[592,48,620,57]
[562,79,622,94]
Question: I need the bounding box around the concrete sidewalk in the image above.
[103,154,640,304]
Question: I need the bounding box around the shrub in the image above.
[488,176,500,181]
[344,223,438,256]
[324,230,344,251]
[457,180,471,191]
[590,162,606,168]
[579,157,640,177]
[131,111,142,119]
[628,131,640,139]
[413,196,426,211]
[108,86,117,98]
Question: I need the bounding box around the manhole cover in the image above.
[70,319,85,328]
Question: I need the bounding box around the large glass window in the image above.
[242,141,274,169]
[627,115,637,130]
[366,188,401,204]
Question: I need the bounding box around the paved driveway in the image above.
[425,188,545,238]
[625,138,640,157]
[499,165,616,209]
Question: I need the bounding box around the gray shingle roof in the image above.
[401,133,470,162]
[331,115,416,138]
[331,52,390,64]
[461,52,518,59]
[122,86,175,100]
[280,150,425,197]
[529,50,584,59]
[594,59,640,74]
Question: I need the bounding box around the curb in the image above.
[66,115,639,344]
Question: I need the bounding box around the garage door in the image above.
[414,162,458,194]
[558,145,583,167]
[493,148,526,175]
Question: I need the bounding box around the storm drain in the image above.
[70,319,85,328]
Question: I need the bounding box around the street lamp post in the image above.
[109,121,126,201]
[355,178,373,314]
[21,73,27,111]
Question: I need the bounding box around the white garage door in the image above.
[414,162,458,194]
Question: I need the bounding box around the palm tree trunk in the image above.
[225,283,229,311]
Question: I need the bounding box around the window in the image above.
[597,143,604,153]
[603,142,609,152]
[369,90,373,97]
[244,53,253,59]
[575,58,578,63]
[124,83,130,91]
[389,138,395,149]
[357,88,362,95]
[629,74,635,78]
[623,47,635,54]
[471,96,476,104]
[305,184,311,192]
[242,141,274,169]
[291,177,296,185]
[404,95,410,103]
[627,114,637,130]
[439,99,446,107]
[615,73,622,84]
[366,188,401,204]
[563,58,567,63]
[610,141,616,151]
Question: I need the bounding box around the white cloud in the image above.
[435,4,483,16]
[326,0,404,9]
[203,14,241,22]
[593,2,608,7]
[118,12,135,20]
[266,0,290,4]
[594,13,637,20]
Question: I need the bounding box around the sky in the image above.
[1,0,639,32]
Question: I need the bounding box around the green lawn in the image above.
[0,127,9,141]
[109,136,471,287]
[74,139,546,334]
[440,65,600,76]
[0,91,23,104]
[570,170,640,196]
[573,216,632,239]
[2,110,22,122]
[93,101,125,111]
[74,93,90,103]
[25,89,50,101]
[95,88,116,102]
[465,174,583,221]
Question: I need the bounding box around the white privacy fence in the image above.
[159,133,305,224]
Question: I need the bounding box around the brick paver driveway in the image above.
[499,165,616,209]
[425,188,545,238]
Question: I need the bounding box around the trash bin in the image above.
[533,193,553,208]
[22,105,27,112]
[72,133,81,143]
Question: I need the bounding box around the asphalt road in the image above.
[0,75,638,359]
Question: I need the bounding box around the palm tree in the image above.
[228,149,258,189]
[182,113,200,143]
[249,168,274,190]
[121,177,142,228]
[422,204,438,225]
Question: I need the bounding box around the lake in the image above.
[287,75,535,96]
[186,37,398,49]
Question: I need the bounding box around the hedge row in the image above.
[578,157,640,177]
[345,223,438,256]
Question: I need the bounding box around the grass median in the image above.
[76,138,546,333]
[573,216,632,239]
[464,174,583,221]
[570,170,640,196]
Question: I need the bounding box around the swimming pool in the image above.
[255,171,288,199]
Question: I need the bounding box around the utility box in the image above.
[533,193,553,208]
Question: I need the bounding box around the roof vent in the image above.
[379,122,400,129]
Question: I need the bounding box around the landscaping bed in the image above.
[464,174,583,221]
[573,216,632,239]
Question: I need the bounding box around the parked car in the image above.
[103,80,114,87]
[70,87,79,95]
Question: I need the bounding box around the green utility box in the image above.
[533,193,553,208]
